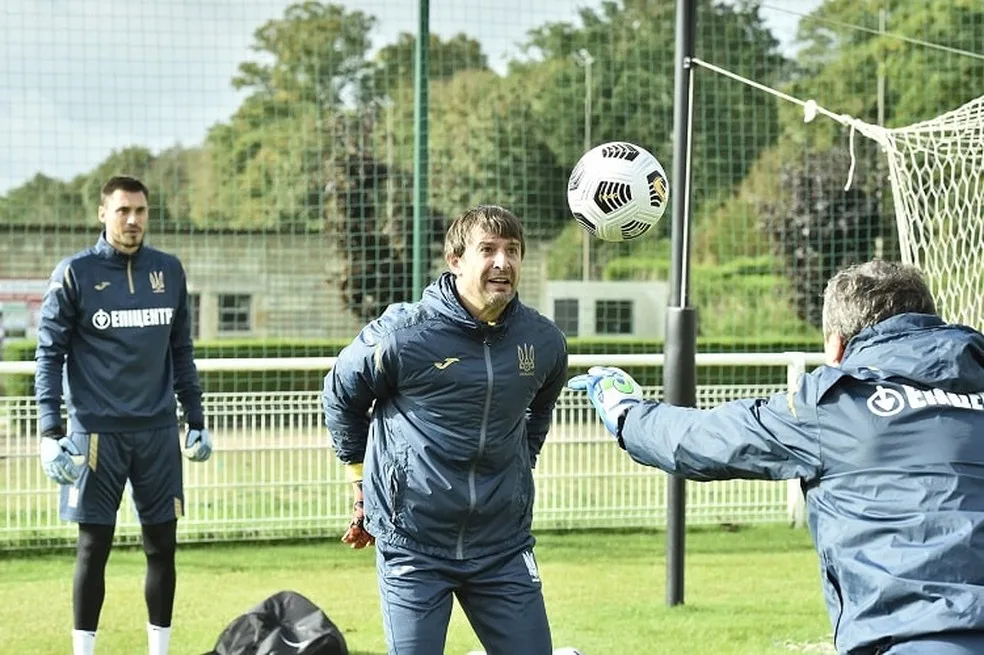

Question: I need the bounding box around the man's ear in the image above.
[446,252,461,276]
[824,333,847,367]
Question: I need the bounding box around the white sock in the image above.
[147,624,172,655]
[72,629,96,655]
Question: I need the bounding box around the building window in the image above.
[188,293,201,340]
[553,298,579,337]
[595,300,633,335]
[218,294,252,334]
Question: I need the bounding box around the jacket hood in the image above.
[420,272,519,336]
[843,313,984,392]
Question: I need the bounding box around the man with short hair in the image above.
[35,175,211,655]
[570,259,984,654]
[323,204,569,655]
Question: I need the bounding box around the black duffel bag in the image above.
[204,590,348,655]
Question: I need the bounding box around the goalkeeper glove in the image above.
[39,428,86,485]
[567,366,644,440]
[182,425,212,462]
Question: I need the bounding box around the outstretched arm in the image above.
[621,379,823,482]
[570,366,823,483]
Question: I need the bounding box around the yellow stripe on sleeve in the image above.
[345,463,364,483]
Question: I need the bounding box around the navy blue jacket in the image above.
[323,272,568,560]
[35,234,203,434]
[620,313,984,653]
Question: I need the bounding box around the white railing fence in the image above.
[0,353,824,550]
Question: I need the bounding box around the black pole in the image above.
[664,0,698,608]
[412,0,429,300]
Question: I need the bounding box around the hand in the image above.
[182,426,212,462]
[39,431,86,485]
[567,366,644,436]
[342,481,374,549]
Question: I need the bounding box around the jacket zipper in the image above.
[126,257,135,294]
[457,338,494,558]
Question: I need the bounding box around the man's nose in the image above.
[492,251,507,268]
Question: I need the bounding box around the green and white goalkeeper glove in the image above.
[567,366,643,439]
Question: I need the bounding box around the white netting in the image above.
[858,94,984,330]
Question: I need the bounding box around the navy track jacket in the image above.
[35,234,203,434]
[323,272,568,560]
[620,313,984,654]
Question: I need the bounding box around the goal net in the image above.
[855,94,984,330]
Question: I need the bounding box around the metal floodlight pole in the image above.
[664,0,699,608]
[412,0,430,301]
[575,49,595,282]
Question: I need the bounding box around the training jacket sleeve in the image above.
[170,263,204,427]
[525,333,568,466]
[322,309,400,465]
[620,374,823,482]
[34,260,78,434]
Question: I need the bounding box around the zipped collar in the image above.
[423,272,519,341]
[93,231,144,263]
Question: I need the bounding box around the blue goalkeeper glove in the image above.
[182,426,212,462]
[567,366,644,438]
[39,429,86,485]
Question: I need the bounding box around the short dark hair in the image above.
[100,176,149,205]
[822,259,937,342]
[444,205,525,260]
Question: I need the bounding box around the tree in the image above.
[190,2,377,231]
[787,0,984,142]
[516,0,786,207]
[323,109,445,320]
[756,149,882,327]
[0,173,85,227]
[363,32,488,102]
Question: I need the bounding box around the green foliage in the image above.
[518,0,784,204]
[598,253,819,339]
[366,32,489,101]
[755,149,882,328]
[0,173,86,227]
[788,0,984,142]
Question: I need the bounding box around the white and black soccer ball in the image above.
[567,141,669,243]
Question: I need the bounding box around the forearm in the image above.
[172,346,204,425]
[34,357,65,432]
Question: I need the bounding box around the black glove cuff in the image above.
[188,421,205,431]
[41,426,65,439]
[616,409,629,450]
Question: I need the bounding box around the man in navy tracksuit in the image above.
[35,176,212,655]
[570,260,984,654]
[323,205,568,655]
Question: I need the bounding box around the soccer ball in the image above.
[567,141,669,242]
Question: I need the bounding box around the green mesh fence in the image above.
[2,0,984,394]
